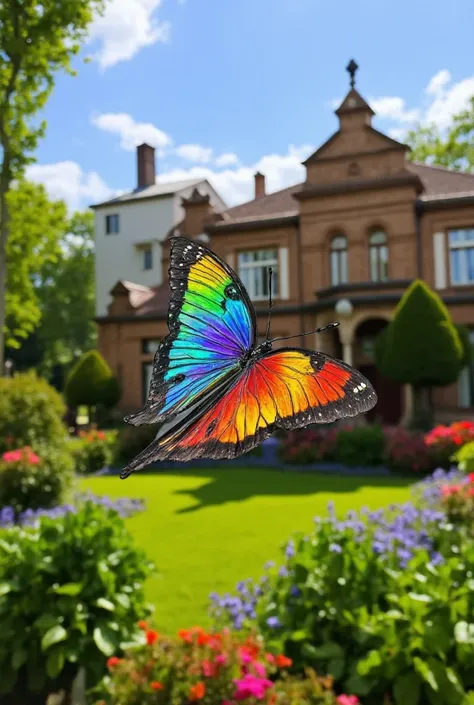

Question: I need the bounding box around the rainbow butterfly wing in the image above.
[120,348,377,475]
[125,237,256,425]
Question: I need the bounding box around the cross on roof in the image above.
[346,59,359,88]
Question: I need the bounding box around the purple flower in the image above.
[289,585,301,597]
[266,616,281,628]
[285,540,295,559]
[264,560,275,570]
[329,543,342,554]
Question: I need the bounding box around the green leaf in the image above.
[394,672,421,705]
[12,646,27,669]
[455,621,474,644]
[115,593,130,610]
[93,626,117,656]
[95,597,115,611]
[414,657,438,692]
[408,592,433,603]
[0,582,14,597]
[53,582,82,596]
[304,641,344,660]
[46,648,65,679]
[357,649,382,676]
[41,625,68,652]
[344,673,374,696]
[328,657,345,680]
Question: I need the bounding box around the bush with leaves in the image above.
[0,371,68,453]
[94,623,344,705]
[211,475,474,704]
[0,500,155,704]
[65,350,121,418]
[0,445,74,516]
[115,424,160,466]
[335,425,385,467]
[452,442,474,474]
[73,428,118,474]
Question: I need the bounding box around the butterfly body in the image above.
[121,236,377,479]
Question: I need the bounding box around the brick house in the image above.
[96,66,474,425]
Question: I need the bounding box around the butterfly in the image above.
[120,236,377,478]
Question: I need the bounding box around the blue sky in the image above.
[26,0,474,211]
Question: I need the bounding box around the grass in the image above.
[80,467,414,636]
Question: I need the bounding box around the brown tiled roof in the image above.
[211,163,474,227]
[408,162,474,200]
[136,281,170,316]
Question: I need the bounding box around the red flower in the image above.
[336,696,360,705]
[215,654,227,666]
[146,629,159,645]
[138,620,148,630]
[265,653,275,664]
[107,656,121,668]
[202,659,217,677]
[151,681,164,691]
[468,473,474,483]
[178,629,193,643]
[189,682,206,701]
[276,654,292,668]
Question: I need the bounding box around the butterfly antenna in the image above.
[270,321,340,344]
[265,266,274,341]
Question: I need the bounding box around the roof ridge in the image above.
[410,161,474,177]
[224,181,302,214]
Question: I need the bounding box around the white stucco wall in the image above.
[94,196,174,317]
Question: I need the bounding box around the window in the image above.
[330,234,348,286]
[238,249,279,300]
[449,229,474,285]
[459,330,474,408]
[142,339,160,354]
[369,230,389,282]
[105,214,120,234]
[142,362,153,405]
[143,246,153,270]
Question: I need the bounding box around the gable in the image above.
[304,126,407,164]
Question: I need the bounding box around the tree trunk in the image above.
[411,385,434,431]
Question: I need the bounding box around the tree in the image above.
[65,350,121,421]
[406,96,474,172]
[375,280,464,428]
[0,0,104,375]
[37,210,97,372]
[6,180,66,349]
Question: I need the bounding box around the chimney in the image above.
[137,143,156,189]
[254,171,265,199]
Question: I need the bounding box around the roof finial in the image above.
[346,59,358,89]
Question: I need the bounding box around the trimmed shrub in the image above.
[0,372,67,453]
[73,429,117,475]
[335,425,385,467]
[65,350,120,412]
[0,445,75,516]
[0,500,154,703]
[115,424,159,465]
[278,428,339,465]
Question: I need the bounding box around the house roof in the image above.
[91,178,210,209]
[208,162,474,229]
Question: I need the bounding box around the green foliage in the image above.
[0,371,67,453]
[375,280,463,387]
[406,96,474,172]
[213,502,474,704]
[37,210,97,371]
[336,425,385,467]
[73,429,117,475]
[115,424,160,465]
[0,445,74,515]
[5,181,67,348]
[65,350,119,409]
[0,501,155,698]
[457,325,474,367]
[453,442,474,473]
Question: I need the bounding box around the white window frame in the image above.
[330,235,348,286]
[369,230,389,282]
[238,249,280,301]
[449,228,474,285]
[105,213,120,235]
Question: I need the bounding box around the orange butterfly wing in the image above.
[120,349,377,475]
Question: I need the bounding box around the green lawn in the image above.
[80,468,413,635]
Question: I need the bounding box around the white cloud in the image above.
[368,96,420,123]
[176,144,213,163]
[91,112,171,150]
[157,144,314,206]
[426,69,451,96]
[215,152,240,167]
[88,0,170,70]
[387,127,408,141]
[425,74,474,129]
[25,161,116,212]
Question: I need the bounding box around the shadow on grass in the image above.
[163,466,415,514]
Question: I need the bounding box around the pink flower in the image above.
[233,674,274,701]
[238,646,254,664]
[27,451,40,465]
[215,654,227,666]
[2,450,22,462]
[336,696,360,705]
[252,662,266,677]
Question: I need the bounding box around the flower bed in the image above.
[95,623,357,705]
[209,469,474,704]
[278,421,474,473]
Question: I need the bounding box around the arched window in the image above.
[330,234,348,286]
[369,230,388,282]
